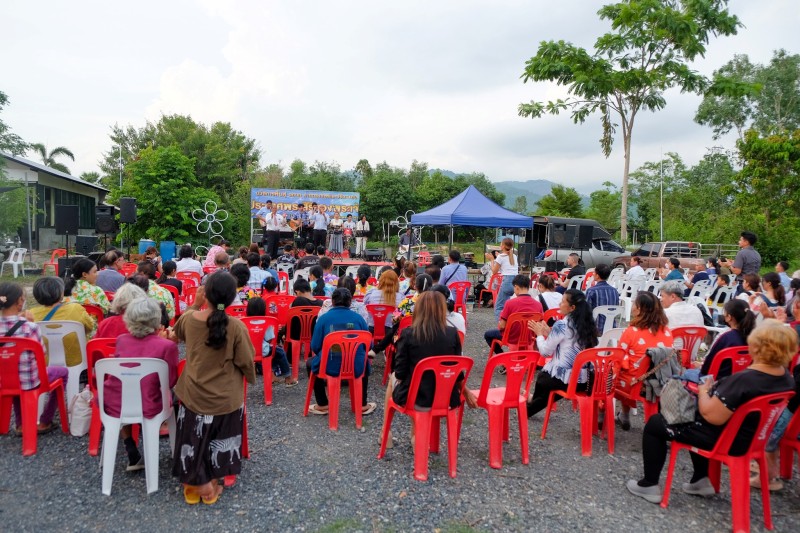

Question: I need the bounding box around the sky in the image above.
[2,0,798,191]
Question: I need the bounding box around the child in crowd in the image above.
[245,297,297,386]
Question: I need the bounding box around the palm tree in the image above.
[29,143,75,174]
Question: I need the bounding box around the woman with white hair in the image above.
[103,297,179,471]
[95,283,148,338]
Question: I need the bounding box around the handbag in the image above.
[660,378,697,425]
[68,385,93,437]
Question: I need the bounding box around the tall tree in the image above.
[80,171,101,184]
[535,185,584,217]
[512,195,528,214]
[584,182,622,231]
[0,91,28,156]
[29,143,75,174]
[359,162,413,224]
[518,0,740,242]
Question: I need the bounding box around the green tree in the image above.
[0,91,28,156]
[359,162,413,224]
[354,159,373,184]
[518,0,740,242]
[461,172,505,206]
[535,185,584,217]
[121,146,220,243]
[80,171,101,184]
[512,195,528,214]
[407,160,428,190]
[29,143,75,174]
[415,170,464,212]
[584,182,621,231]
[696,49,800,139]
[0,178,28,237]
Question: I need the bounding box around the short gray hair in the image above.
[32,276,66,306]
[110,283,148,315]
[661,280,685,298]
[122,298,162,338]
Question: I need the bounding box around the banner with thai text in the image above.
[250,188,360,219]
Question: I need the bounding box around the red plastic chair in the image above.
[202,265,218,275]
[790,350,800,373]
[367,277,378,286]
[541,347,625,456]
[182,285,197,308]
[119,263,138,278]
[225,304,247,318]
[706,346,752,379]
[366,304,395,347]
[302,330,372,431]
[285,306,321,380]
[383,315,413,386]
[478,274,501,307]
[614,351,660,423]
[543,308,564,323]
[175,271,201,287]
[417,251,431,266]
[661,392,794,533]
[581,269,596,290]
[489,312,542,355]
[671,326,707,368]
[447,281,471,325]
[43,248,67,276]
[378,355,474,481]
[103,291,115,302]
[0,337,69,456]
[82,303,106,324]
[470,350,540,468]
[313,295,329,302]
[779,408,800,480]
[86,337,117,456]
[265,294,296,327]
[277,271,290,295]
[240,317,278,406]
[158,284,181,321]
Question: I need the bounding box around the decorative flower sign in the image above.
[393,210,422,240]
[192,200,229,242]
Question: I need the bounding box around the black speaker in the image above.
[55,205,79,235]
[365,249,383,261]
[544,260,562,272]
[58,255,86,277]
[95,205,117,233]
[75,235,98,256]
[87,251,105,265]
[552,229,567,246]
[119,197,137,224]
[578,225,594,249]
[518,243,536,267]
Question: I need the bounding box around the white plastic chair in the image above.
[598,327,626,347]
[593,305,625,335]
[344,265,361,279]
[292,267,310,285]
[708,286,736,315]
[644,268,658,281]
[0,247,27,278]
[607,268,625,289]
[38,320,87,405]
[643,279,663,296]
[566,275,586,291]
[275,262,294,274]
[688,279,713,300]
[95,358,176,496]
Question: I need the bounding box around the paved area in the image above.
[1,305,798,532]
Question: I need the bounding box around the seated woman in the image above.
[318,276,370,324]
[104,298,179,470]
[354,264,374,296]
[626,319,796,503]
[95,283,149,338]
[694,299,756,378]
[306,288,376,416]
[535,274,563,317]
[526,289,598,417]
[363,270,403,331]
[309,265,334,298]
[736,273,761,303]
[245,297,296,386]
[398,261,417,295]
[29,276,95,367]
[616,291,672,430]
[0,282,68,434]
[372,273,434,355]
[749,271,786,320]
[63,258,111,314]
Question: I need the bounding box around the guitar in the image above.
[288,218,302,232]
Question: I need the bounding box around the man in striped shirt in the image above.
[585,264,620,332]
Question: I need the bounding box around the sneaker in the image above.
[126,457,145,472]
[616,413,631,431]
[681,477,715,497]
[626,479,662,504]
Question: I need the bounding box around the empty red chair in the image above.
[661,392,794,533]
[365,304,395,347]
[671,326,707,368]
[447,281,471,325]
[176,271,201,287]
[285,306,320,380]
[779,408,800,480]
[82,303,106,325]
[42,248,67,276]
[541,347,625,456]
[706,346,752,379]
[225,304,247,318]
[382,315,413,386]
[265,294,296,327]
[378,356,473,481]
[0,337,69,456]
[488,312,542,355]
[303,330,372,431]
[417,251,431,266]
[478,274,501,307]
[470,350,540,468]
[240,317,278,405]
[86,337,117,456]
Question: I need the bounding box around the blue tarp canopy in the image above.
[410,185,533,229]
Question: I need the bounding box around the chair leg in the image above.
[605,397,616,455]
[55,384,69,433]
[303,375,316,416]
[289,341,299,381]
[779,442,796,480]
[20,391,40,456]
[241,404,250,459]
[709,459,722,492]
[429,416,441,454]
[577,397,594,457]
[377,407,396,459]
[352,377,363,430]
[327,378,341,431]
[502,408,510,442]
[0,397,12,435]
[487,405,504,469]
[446,409,461,478]
[517,403,530,465]
[540,392,557,439]
[729,458,753,533]
[263,355,273,406]
[643,399,659,422]
[141,420,161,494]
[660,446,680,508]
[101,420,122,496]
[413,412,433,481]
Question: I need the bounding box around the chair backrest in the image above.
[643,279,663,295]
[367,277,378,286]
[644,268,658,281]
[82,303,106,324]
[671,325,707,363]
[183,285,198,308]
[404,356,474,413]
[706,346,752,378]
[275,262,294,274]
[790,350,800,373]
[285,306,321,343]
[566,275,585,291]
[119,263,138,278]
[225,304,247,318]
[476,350,540,407]
[0,337,50,392]
[8,248,27,263]
[709,391,794,458]
[366,304,395,341]
[592,305,625,335]
[277,271,290,295]
[487,274,502,292]
[240,316,279,360]
[86,338,117,395]
[396,315,414,337]
[175,271,201,286]
[617,281,640,299]
[159,283,180,301]
[566,347,625,398]
[38,320,88,368]
[293,267,311,283]
[581,269,596,290]
[448,281,472,302]
[202,265,218,275]
[688,279,713,299]
[314,295,329,302]
[265,294,296,325]
[103,291,115,302]
[598,327,626,348]
[344,265,361,279]
[95,358,170,422]
[500,312,542,351]
[543,308,564,323]
[49,248,67,262]
[318,330,372,379]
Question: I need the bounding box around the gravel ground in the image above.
[1,305,798,532]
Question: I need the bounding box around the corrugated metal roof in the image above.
[1,152,109,192]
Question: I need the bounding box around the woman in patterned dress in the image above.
[63,258,111,314]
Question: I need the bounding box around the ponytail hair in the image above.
[157,260,177,284]
[762,272,786,306]
[501,237,515,266]
[64,258,97,296]
[0,282,24,311]
[203,272,237,349]
[310,266,326,296]
[723,299,757,341]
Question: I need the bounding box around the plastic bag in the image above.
[69,385,93,437]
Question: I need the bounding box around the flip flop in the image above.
[201,485,223,505]
[183,485,200,505]
[361,402,377,416]
[308,404,329,415]
[37,422,58,435]
[285,380,299,387]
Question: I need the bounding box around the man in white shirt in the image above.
[624,256,647,286]
[261,203,285,259]
[175,244,203,275]
[310,203,330,249]
[355,215,370,258]
[255,200,273,246]
[660,280,704,329]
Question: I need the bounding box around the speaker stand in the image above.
[62,233,72,280]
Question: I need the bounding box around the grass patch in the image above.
[316,518,360,533]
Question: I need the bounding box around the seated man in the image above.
[483,275,542,355]
[319,256,339,285]
[556,253,586,294]
[585,263,620,331]
[296,243,320,270]
[398,228,422,255]
[776,260,791,290]
[246,252,271,290]
[660,280,704,329]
